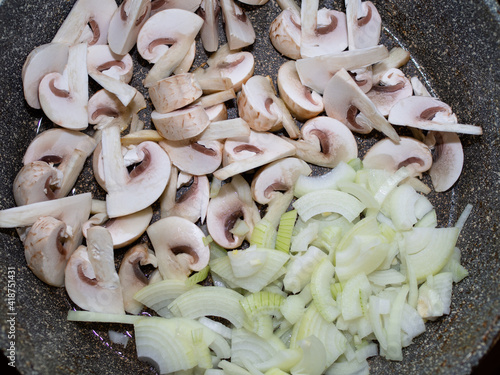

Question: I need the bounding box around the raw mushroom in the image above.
[345,0,381,50]
[65,226,124,314]
[198,0,220,52]
[251,157,312,205]
[51,0,117,46]
[363,136,433,177]
[13,162,62,206]
[285,116,359,168]
[349,66,373,93]
[137,9,204,87]
[206,175,261,249]
[196,118,251,142]
[22,43,69,109]
[107,0,152,55]
[269,9,302,60]
[366,68,412,116]
[151,0,202,14]
[148,73,203,114]
[388,96,483,135]
[38,43,89,130]
[300,0,348,58]
[205,103,228,122]
[147,216,210,280]
[220,0,256,50]
[118,244,159,314]
[237,75,300,138]
[88,89,147,127]
[277,60,324,122]
[372,47,411,83]
[426,131,464,192]
[323,68,400,142]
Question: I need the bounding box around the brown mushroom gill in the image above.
[77,264,98,286]
[265,97,274,114]
[217,55,245,70]
[346,105,364,130]
[225,209,244,242]
[148,37,176,53]
[176,176,199,204]
[432,132,445,162]
[38,155,64,165]
[151,0,166,11]
[357,4,373,26]
[56,228,68,256]
[88,19,101,46]
[128,149,151,178]
[397,157,426,170]
[120,0,129,21]
[171,245,200,263]
[264,182,290,198]
[96,60,126,72]
[316,14,338,35]
[372,81,405,92]
[233,144,262,154]
[131,258,149,284]
[91,107,120,120]
[191,142,218,156]
[348,71,368,87]
[310,129,331,155]
[304,87,320,105]
[49,78,70,98]
[43,177,59,200]
[420,106,447,121]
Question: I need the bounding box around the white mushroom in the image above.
[151,0,202,14]
[52,0,117,46]
[366,68,412,116]
[107,0,152,55]
[220,0,256,50]
[147,216,210,280]
[323,68,400,142]
[65,227,124,314]
[349,66,373,93]
[206,175,261,249]
[277,60,324,122]
[345,0,381,50]
[88,89,147,126]
[148,73,203,114]
[22,43,69,109]
[38,43,89,130]
[137,9,204,87]
[269,9,302,60]
[372,47,411,83]
[13,162,62,206]
[196,118,251,142]
[198,0,220,52]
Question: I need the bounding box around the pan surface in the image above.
[0,0,498,374]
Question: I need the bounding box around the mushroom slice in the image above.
[65,227,124,314]
[349,66,373,93]
[22,43,69,109]
[193,44,255,93]
[277,61,324,122]
[206,175,261,249]
[220,0,256,50]
[345,0,381,50]
[251,157,312,205]
[286,116,358,168]
[38,43,88,130]
[148,73,203,114]
[363,136,433,177]
[159,139,223,176]
[388,96,483,135]
[88,89,147,126]
[205,103,228,122]
[372,47,411,83]
[52,0,117,46]
[238,75,300,138]
[108,0,152,55]
[137,9,204,87]
[411,76,432,97]
[300,0,348,58]
[269,9,302,60]
[118,244,158,314]
[147,216,210,280]
[100,118,171,218]
[87,45,137,107]
[198,0,220,52]
[151,0,202,14]
[323,68,400,142]
[196,118,250,142]
[22,128,97,200]
[215,130,297,180]
[295,44,389,94]
[366,68,412,116]
[13,162,62,206]
[160,168,210,223]
[83,207,153,249]
[426,131,464,192]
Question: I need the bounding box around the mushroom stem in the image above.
[86,227,118,287]
[100,118,129,191]
[195,88,236,108]
[276,0,300,15]
[196,118,251,142]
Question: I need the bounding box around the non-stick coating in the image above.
[0,1,498,374]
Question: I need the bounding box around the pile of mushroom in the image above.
[0,0,482,349]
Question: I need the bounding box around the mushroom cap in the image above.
[269,9,301,60]
[147,216,210,279]
[291,116,359,168]
[22,42,69,109]
[148,73,203,114]
[205,103,228,122]
[198,0,220,52]
[388,96,457,127]
[152,104,210,141]
[363,136,433,176]
[251,157,312,205]
[346,0,382,50]
[366,68,412,116]
[206,175,260,249]
[13,161,62,206]
[220,0,256,50]
[277,60,324,122]
[427,131,464,192]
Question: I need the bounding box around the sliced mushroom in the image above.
[349,66,373,93]
[65,227,124,314]
[160,139,223,176]
[300,0,348,58]
[13,162,62,206]
[286,116,359,168]
[205,103,228,122]
[323,68,400,142]
[345,0,381,50]
[88,89,147,126]
[196,118,250,142]
[147,216,210,280]
[269,9,302,60]
[295,44,389,94]
[107,0,152,55]
[148,73,203,114]
[38,43,89,130]
[388,96,483,135]
[151,0,202,14]
[426,131,464,192]
[198,0,220,52]
[214,130,297,180]
[372,47,411,83]
[137,9,204,87]
[251,157,312,205]
[99,118,171,218]
[277,61,324,122]
[118,244,158,314]
[206,175,261,249]
[22,43,69,109]
[220,0,256,50]
[366,68,412,116]
[363,136,433,177]
[52,0,117,46]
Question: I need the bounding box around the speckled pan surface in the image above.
[0,0,498,374]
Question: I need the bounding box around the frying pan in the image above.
[0,0,498,374]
